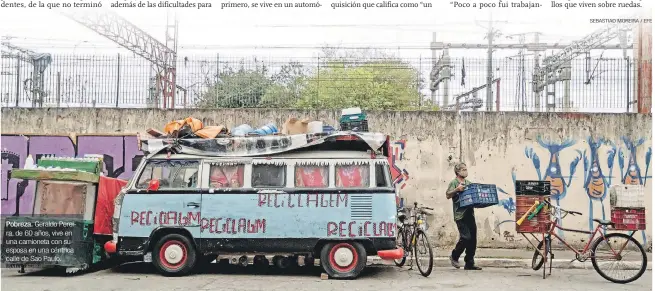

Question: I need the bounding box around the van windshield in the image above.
[136,160,200,189]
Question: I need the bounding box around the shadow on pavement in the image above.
[3,259,386,279]
[112,261,385,278]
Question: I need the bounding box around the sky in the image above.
[0,0,652,111]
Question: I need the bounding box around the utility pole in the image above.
[431,32,437,105]
[62,9,178,109]
[486,14,494,111]
[442,48,450,107]
[530,32,542,112]
[619,28,630,113]
[506,33,530,111]
[477,12,507,111]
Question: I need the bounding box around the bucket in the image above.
[231,124,254,137]
[253,123,278,136]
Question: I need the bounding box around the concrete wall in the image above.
[1,108,652,249]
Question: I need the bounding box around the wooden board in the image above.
[11,169,100,183]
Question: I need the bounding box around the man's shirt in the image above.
[447,178,472,221]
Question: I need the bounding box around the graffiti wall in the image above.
[1,134,142,216]
[0,108,651,249]
[488,135,652,247]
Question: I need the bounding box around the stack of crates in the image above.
[459,183,499,208]
[515,180,551,233]
[609,185,646,230]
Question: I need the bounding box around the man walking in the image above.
[445,162,481,270]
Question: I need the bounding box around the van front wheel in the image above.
[320,241,367,279]
[153,233,197,276]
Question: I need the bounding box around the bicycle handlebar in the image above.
[544,199,581,216]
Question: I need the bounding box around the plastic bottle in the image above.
[24,154,35,169]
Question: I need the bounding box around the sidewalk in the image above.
[370,248,653,270]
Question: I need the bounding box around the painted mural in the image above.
[492,134,652,246]
[615,137,651,244]
[1,134,142,216]
[387,139,410,207]
[576,137,612,235]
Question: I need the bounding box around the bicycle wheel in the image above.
[413,231,433,277]
[531,240,545,271]
[591,232,647,284]
[394,227,407,267]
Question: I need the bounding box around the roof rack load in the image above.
[140,131,390,158]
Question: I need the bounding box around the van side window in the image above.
[295,163,329,188]
[335,162,370,188]
[252,163,286,188]
[136,160,200,189]
[209,163,245,188]
[375,163,391,187]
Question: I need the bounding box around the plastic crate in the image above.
[459,183,499,208]
[340,120,369,132]
[611,207,646,230]
[515,180,551,196]
[515,196,551,233]
[610,185,645,208]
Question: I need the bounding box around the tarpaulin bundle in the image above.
[163,117,229,139]
[94,176,128,235]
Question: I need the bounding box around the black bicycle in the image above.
[394,202,434,277]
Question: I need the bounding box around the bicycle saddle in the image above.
[593,218,615,226]
[397,213,407,222]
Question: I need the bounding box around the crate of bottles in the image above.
[459,183,499,208]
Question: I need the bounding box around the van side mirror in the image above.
[148,179,160,191]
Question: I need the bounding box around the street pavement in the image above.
[1,261,652,291]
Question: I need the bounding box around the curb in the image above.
[369,256,653,271]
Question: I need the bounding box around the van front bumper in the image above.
[377,248,404,260]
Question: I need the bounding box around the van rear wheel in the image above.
[320,241,367,279]
[153,233,197,276]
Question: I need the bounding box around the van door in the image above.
[119,159,202,242]
[199,160,251,252]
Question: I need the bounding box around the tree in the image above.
[258,61,309,108]
[294,49,426,110]
[196,49,434,111]
[197,59,272,108]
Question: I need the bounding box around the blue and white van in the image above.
[104,132,403,278]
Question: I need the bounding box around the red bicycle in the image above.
[527,199,647,284]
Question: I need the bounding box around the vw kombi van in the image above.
[104,131,403,279]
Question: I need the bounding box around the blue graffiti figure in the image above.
[499,197,516,214]
[618,137,651,186]
[525,136,579,237]
[577,137,611,235]
[496,168,517,215]
[614,137,652,245]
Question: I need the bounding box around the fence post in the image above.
[15,59,20,107]
[115,53,121,108]
[219,53,221,108]
[56,72,61,107]
[317,56,320,100]
[626,57,631,113]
